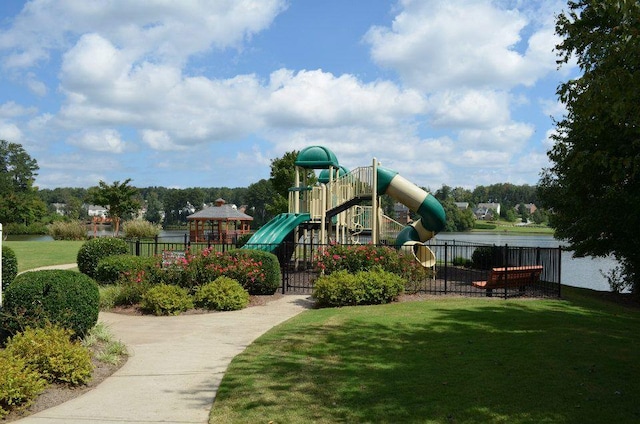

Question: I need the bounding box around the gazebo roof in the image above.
[187,204,253,221]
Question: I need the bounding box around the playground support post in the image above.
[372,158,379,245]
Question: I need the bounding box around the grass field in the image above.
[4,240,84,272]
[473,220,554,235]
[210,288,640,424]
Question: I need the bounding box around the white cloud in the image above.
[0,101,36,118]
[69,129,126,153]
[0,121,23,142]
[458,122,534,151]
[364,0,559,91]
[0,0,287,69]
[141,129,185,151]
[26,72,47,96]
[263,69,425,128]
[426,89,511,128]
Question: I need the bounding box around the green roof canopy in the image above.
[295,145,339,169]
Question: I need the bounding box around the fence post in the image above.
[503,244,509,299]
[154,235,159,256]
[557,247,562,298]
[443,242,448,293]
[135,239,140,257]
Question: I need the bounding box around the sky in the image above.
[0,0,577,191]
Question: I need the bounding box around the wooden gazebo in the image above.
[187,198,253,243]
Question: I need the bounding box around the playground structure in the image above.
[243,146,447,267]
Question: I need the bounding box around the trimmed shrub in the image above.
[5,325,93,386]
[3,223,48,235]
[0,350,47,419]
[1,270,100,338]
[2,245,18,291]
[95,254,159,285]
[227,249,281,295]
[313,268,405,308]
[141,284,193,316]
[452,256,473,267]
[471,246,507,270]
[77,237,129,278]
[122,220,161,239]
[194,277,250,311]
[49,220,87,240]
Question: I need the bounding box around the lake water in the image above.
[434,232,618,292]
[5,230,618,292]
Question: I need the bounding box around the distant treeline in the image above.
[38,182,544,232]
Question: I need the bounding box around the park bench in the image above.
[472,265,543,297]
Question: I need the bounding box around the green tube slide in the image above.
[377,166,446,267]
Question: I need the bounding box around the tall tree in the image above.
[268,151,316,215]
[87,179,141,236]
[0,140,46,225]
[539,1,640,293]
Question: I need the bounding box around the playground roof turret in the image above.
[295,145,339,169]
[318,165,350,183]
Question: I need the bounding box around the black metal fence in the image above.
[126,236,561,299]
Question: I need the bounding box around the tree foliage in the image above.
[0,140,47,226]
[87,179,141,236]
[539,0,640,293]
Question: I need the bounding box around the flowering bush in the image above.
[314,243,432,290]
[136,248,280,295]
[114,269,154,306]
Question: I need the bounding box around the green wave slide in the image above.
[242,212,311,252]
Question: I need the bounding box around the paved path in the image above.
[15,291,312,423]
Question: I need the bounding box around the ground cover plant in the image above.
[0,322,127,420]
[210,287,640,424]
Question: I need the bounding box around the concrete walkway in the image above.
[15,294,313,423]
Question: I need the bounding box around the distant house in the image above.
[85,204,108,218]
[474,202,501,220]
[52,203,66,216]
[454,202,469,210]
[516,203,537,215]
[393,202,411,224]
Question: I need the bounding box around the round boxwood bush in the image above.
[228,249,281,295]
[95,254,159,285]
[1,270,100,338]
[2,245,18,291]
[313,268,405,308]
[77,237,129,278]
[141,284,193,316]
[194,277,250,311]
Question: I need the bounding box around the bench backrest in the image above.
[487,265,543,286]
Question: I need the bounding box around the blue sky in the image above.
[0,0,576,190]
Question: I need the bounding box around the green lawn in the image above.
[210,288,640,424]
[4,240,84,272]
[472,220,554,235]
